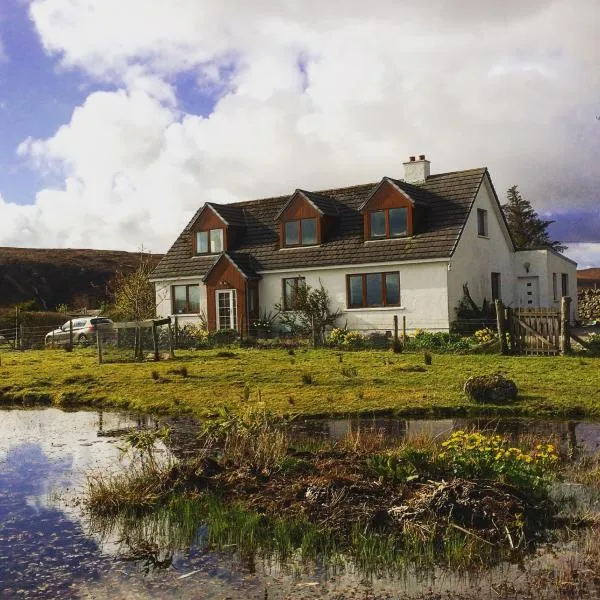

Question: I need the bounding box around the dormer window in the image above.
[284,218,318,247]
[196,228,224,254]
[360,179,417,242]
[368,208,407,240]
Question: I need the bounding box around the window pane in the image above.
[210,229,223,253]
[370,211,386,238]
[477,209,487,236]
[349,275,363,307]
[285,221,300,245]
[196,231,208,253]
[385,273,400,305]
[366,273,383,306]
[389,208,407,236]
[301,218,317,245]
[173,285,187,314]
[188,285,200,313]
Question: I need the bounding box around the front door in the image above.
[517,276,540,307]
[216,290,237,330]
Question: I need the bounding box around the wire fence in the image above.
[96,319,174,364]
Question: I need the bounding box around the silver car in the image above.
[45,317,115,346]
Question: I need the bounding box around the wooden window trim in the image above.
[282,218,319,248]
[345,272,401,309]
[172,284,200,314]
[194,228,225,255]
[282,277,306,310]
[366,208,409,240]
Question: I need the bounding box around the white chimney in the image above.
[402,154,430,183]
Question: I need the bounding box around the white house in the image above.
[150,155,577,334]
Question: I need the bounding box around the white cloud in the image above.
[0,0,599,257]
[565,244,600,270]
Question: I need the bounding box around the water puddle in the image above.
[2,408,600,598]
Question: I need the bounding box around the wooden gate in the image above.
[508,307,561,355]
[496,298,571,356]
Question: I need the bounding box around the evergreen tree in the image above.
[501,185,566,252]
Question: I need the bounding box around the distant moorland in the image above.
[0,247,162,312]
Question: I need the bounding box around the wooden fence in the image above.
[495,298,571,356]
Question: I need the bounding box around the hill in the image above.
[0,247,163,311]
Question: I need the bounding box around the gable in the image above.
[191,205,228,231]
[359,179,415,212]
[277,191,323,222]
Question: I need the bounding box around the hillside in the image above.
[0,247,162,311]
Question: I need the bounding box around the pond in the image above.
[2,408,600,599]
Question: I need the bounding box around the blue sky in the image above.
[0,0,598,265]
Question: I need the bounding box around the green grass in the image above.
[0,347,599,419]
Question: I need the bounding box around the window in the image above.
[367,208,408,240]
[553,273,559,301]
[283,277,306,310]
[561,273,569,297]
[283,218,318,247]
[477,209,488,236]
[491,272,501,301]
[347,272,400,308]
[248,287,258,319]
[172,284,200,314]
[195,229,223,254]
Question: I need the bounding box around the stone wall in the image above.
[578,288,600,322]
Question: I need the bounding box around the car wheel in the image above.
[78,334,88,346]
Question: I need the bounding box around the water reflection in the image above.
[2,408,600,599]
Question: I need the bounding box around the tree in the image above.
[110,252,156,321]
[274,280,341,346]
[501,185,566,252]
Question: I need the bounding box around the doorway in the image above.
[517,276,540,307]
[216,290,237,330]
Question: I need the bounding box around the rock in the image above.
[463,374,518,404]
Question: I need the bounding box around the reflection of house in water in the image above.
[292,416,600,456]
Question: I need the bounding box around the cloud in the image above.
[0,0,598,260]
[564,244,600,270]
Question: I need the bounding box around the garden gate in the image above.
[495,298,571,356]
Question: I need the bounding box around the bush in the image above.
[405,330,472,353]
[463,374,518,404]
[174,324,210,349]
[211,328,239,346]
[473,328,497,344]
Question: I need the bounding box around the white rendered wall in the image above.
[516,249,578,320]
[447,177,516,319]
[154,279,207,325]
[258,260,450,333]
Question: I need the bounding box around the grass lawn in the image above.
[0,347,599,419]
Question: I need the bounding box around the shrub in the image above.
[211,328,239,346]
[473,328,497,344]
[405,330,472,353]
[463,374,518,404]
[175,324,210,349]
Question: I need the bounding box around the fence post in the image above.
[168,318,175,358]
[174,316,179,349]
[402,316,407,344]
[19,325,24,351]
[152,320,160,361]
[505,307,515,354]
[393,315,399,348]
[560,296,572,355]
[311,315,317,348]
[97,324,104,364]
[495,300,508,355]
[69,319,74,350]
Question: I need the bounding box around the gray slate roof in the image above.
[151,167,488,280]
